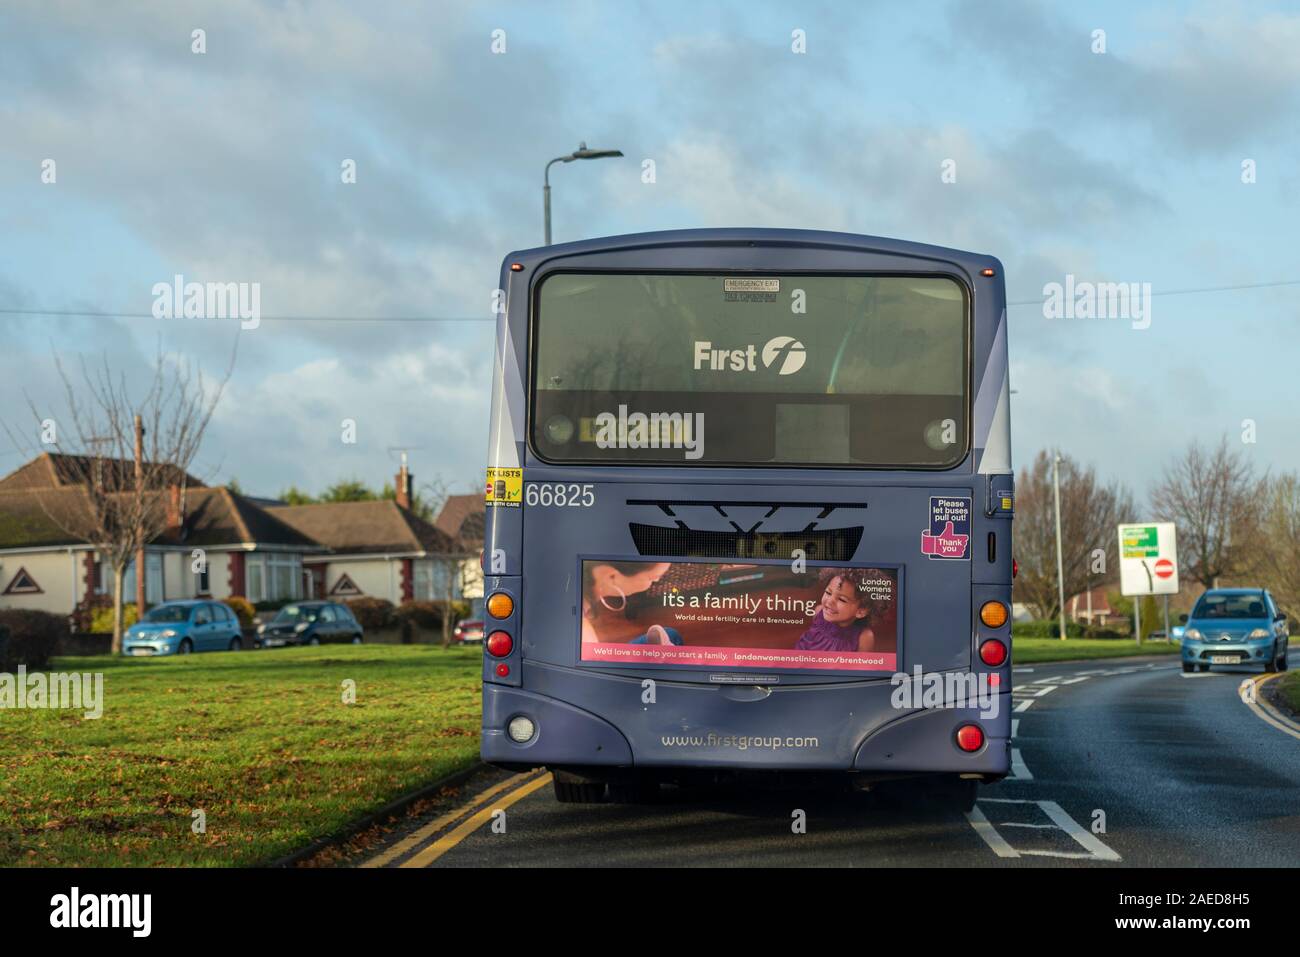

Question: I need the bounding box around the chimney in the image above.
[166,483,183,530]
[395,458,413,511]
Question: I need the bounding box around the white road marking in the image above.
[1013,667,1035,673]
[1059,676,1091,685]
[1011,718,1019,738]
[964,804,1019,858]
[1032,685,1057,697]
[1009,748,1034,780]
[1036,800,1122,861]
[972,798,1122,862]
[1014,699,1034,713]
[1000,822,1057,829]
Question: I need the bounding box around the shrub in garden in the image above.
[89,602,138,634]
[344,596,395,630]
[224,596,256,627]
[393,600,444,630]
[0,609,66,670]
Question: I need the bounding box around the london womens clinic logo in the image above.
[693,336,807,375]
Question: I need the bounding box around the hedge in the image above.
[0,609,66,671]
[392,600,471,630]
[1011,619,1086,639]
[343,597,395,630]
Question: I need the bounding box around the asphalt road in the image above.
[361,650,1300,867]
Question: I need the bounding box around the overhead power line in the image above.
[0,277,1296,322]
[1006,277,1300,307]
[0,307,492,322]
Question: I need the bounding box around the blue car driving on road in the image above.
[121,599,244,656]
[1180,588,1290,674]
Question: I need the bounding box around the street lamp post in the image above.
[543,142,624,245]
[1053,452,1067,641]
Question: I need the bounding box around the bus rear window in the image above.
[531,273,968,468]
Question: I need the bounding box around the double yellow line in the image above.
[1239,674,1300,742]
[361,770,552,869]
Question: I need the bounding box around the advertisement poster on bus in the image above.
[579,559,899,673]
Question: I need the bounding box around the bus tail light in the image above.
[979,639,1008,667]
[955,724,985,752]
[979,601,1009,628]
[487,631,513,657]
[487,592,514,619]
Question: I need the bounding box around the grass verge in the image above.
[1013,637,1180,664]
[0,644,482,866]
[1272,670,1300,717]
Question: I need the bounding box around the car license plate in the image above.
[1210,655,1240,664]
[264,639,285,647]
[130,648,153,656]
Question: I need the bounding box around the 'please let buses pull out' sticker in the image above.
[485,468,522,507]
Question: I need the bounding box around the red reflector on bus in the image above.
[1012,558,1018,578]
[486,631,513,657]
[979,639,1008,667]
[956,724,984,752]
[495,663,510,677]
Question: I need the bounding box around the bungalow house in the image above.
[0,454,481,617]
[0,453,321,613]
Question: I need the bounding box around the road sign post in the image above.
[1118,522,1179,645]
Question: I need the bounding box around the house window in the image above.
[120,554,164,603]
[413,561,432,600]
[2,567,43,595]
[414,560,461,601]
[246,554,301,603]
[328,572,362,597]
[247,559,265,603]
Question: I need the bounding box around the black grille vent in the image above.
[629,523,863,561]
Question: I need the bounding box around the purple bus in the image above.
[479,229,1013,809]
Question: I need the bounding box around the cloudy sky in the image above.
[2,1,1297,502]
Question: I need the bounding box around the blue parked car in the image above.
[122,599,244,656]
[1180,588,1289,674]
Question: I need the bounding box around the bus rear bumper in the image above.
[853,697,1011,777]
[483,681,1009,777]
[481,685,634,767]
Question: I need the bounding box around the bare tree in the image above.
[1012,449,1135,621]
[8,346,231,652]
[1249,473,1300,613]
[1150,437,1263,589]
[418,476,479,647]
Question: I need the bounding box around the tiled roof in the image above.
[271,499,456,554]
[0,485,316,551]
[0,452,205,493]
[434,493,485,546]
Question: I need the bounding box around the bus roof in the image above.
[504,227,1002,274]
